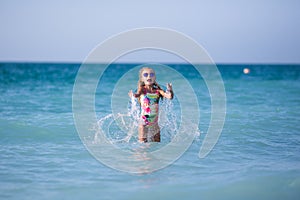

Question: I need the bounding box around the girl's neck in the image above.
[144,84,156,93]
[144,84,153,90]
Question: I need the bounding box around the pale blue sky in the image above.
[0,0,299,63]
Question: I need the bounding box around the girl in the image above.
[128,67,174,142]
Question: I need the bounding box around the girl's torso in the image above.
[140,88,160,125]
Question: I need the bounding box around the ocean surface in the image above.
[0,63,300,200]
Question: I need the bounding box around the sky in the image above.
[0,0,299,63]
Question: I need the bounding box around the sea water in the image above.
[0,63,300,199]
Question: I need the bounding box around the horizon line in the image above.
[1,61,300,65]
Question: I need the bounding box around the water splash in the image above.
[94,96,180,145]
[159,98,179,142]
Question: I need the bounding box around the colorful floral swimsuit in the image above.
[140,89,160,126]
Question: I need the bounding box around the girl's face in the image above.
[141,68,156,86]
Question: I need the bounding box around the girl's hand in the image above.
[163,83,173,99]
[167,83,173,92]
[128,90,133,98]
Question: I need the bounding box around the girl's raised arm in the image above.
[159,83,174,99]
[128,83,143,98]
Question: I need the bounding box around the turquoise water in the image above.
[1,63,300,199]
